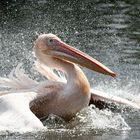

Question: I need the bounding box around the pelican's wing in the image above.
[0,64,38,91]
[90,89,140,109]
[0,62,66,97]
[0,92,44,131]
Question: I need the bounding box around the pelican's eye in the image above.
[48,38,55,46]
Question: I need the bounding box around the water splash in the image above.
[68,106,130,131]
[41,105,130,133]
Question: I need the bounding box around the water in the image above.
[0,0,140,139]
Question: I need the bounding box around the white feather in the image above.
[0,64,38,90]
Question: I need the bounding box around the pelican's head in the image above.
[34,33,116,77]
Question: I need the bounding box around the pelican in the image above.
[0,33,139,131]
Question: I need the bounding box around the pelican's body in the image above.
[30,63,90,121]
[0,33,139,131]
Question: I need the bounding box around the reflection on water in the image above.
[0,0,140,139]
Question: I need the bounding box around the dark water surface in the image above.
[0,0,140,139]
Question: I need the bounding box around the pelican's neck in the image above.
[35,50,90,96]
[50,58,91,96]
[68,65,90,97]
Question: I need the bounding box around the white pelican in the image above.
[0,33,139,131]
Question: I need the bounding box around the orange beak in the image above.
[48,40,116,77]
